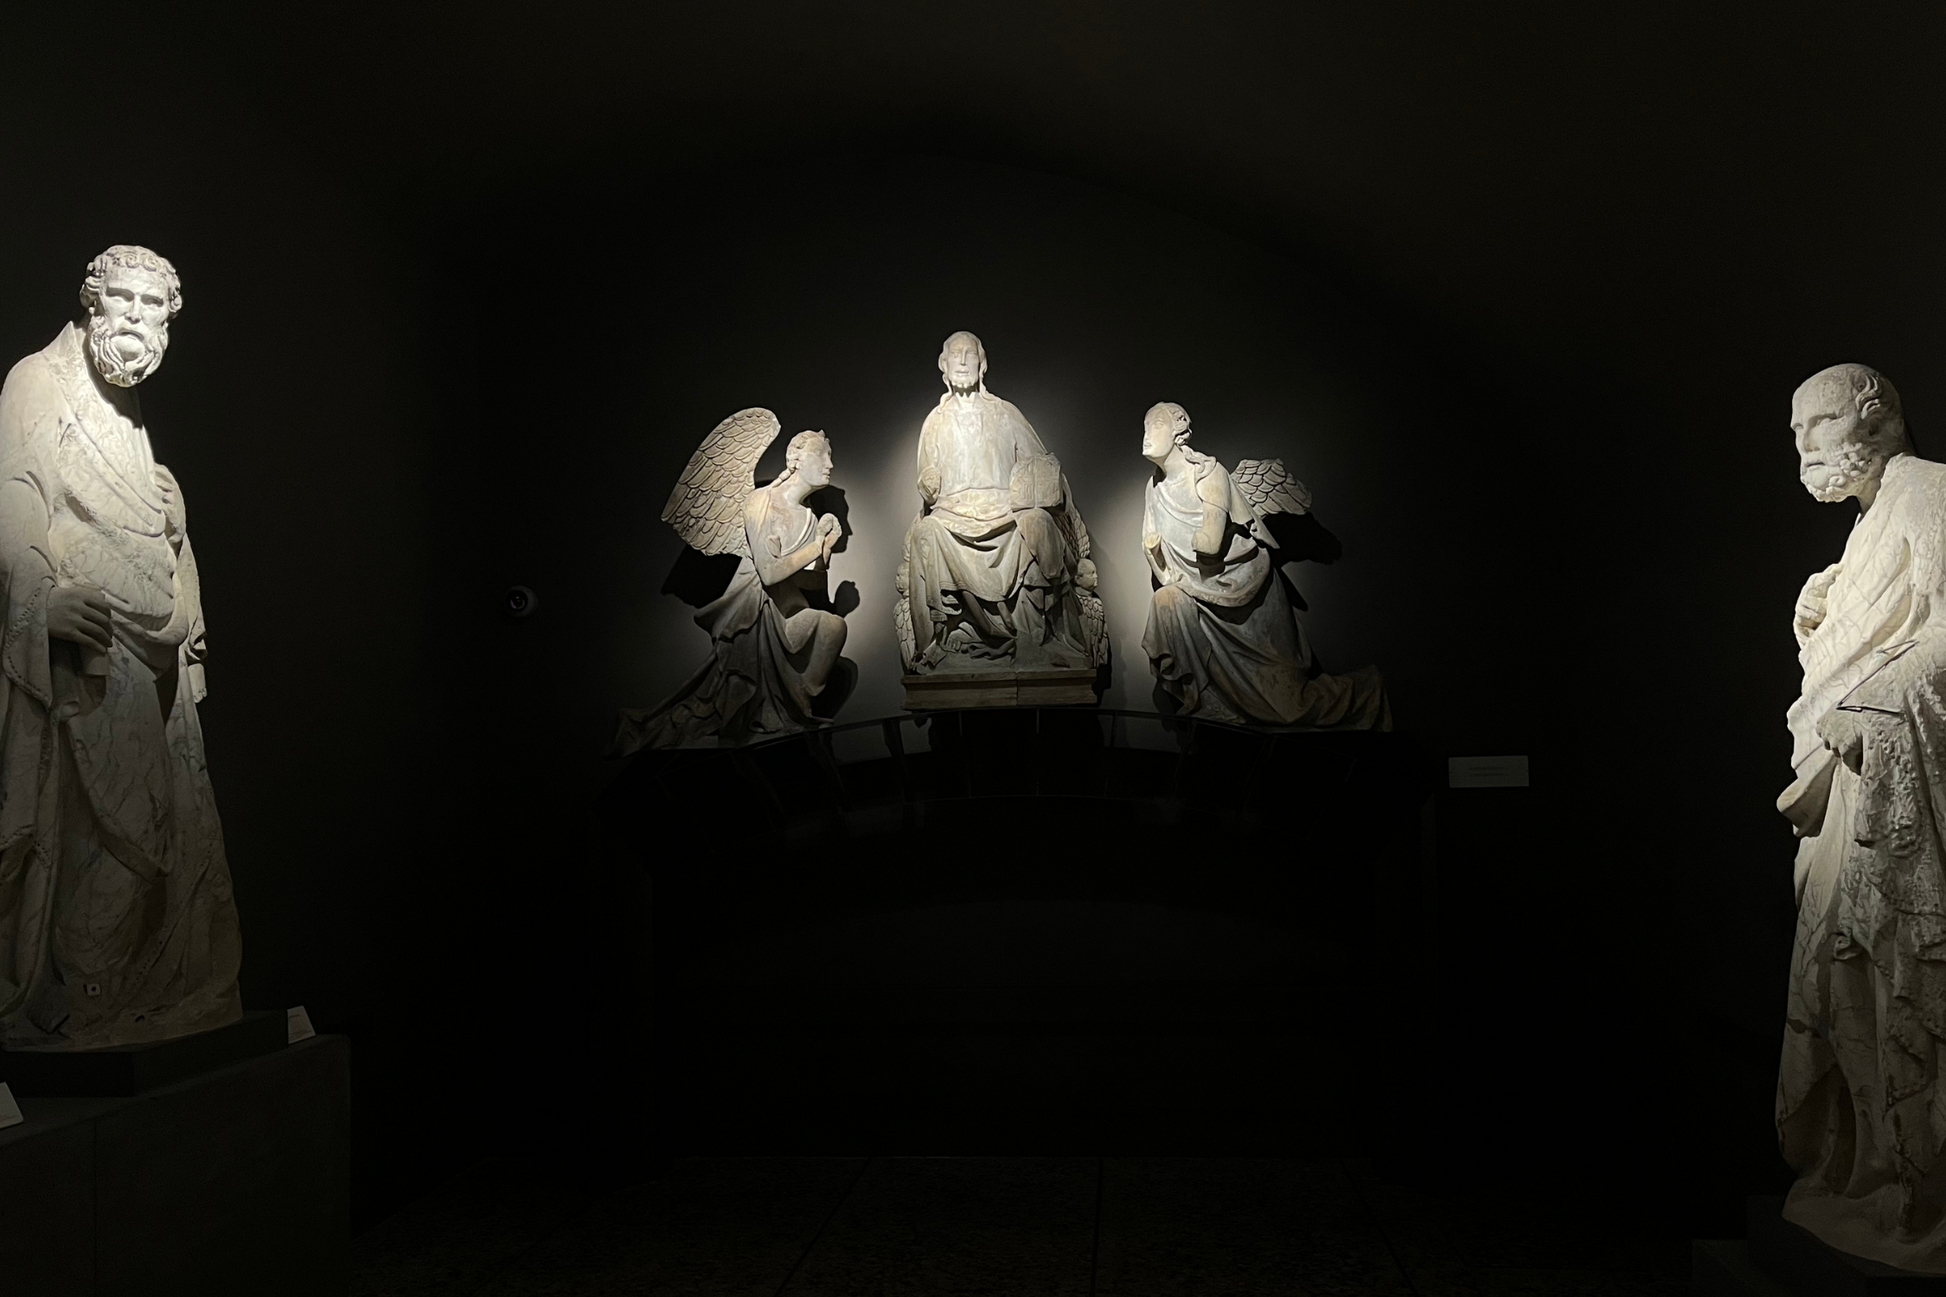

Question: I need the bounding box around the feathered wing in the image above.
[1232,457,1313,517]
[661,408,782,557]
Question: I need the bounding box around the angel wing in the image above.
[1232,457,1313,517]
[661,408,783,558]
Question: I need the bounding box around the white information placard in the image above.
[0,1081,22,1130]
[286,1006,317,1044]
[1448,755,1530,788]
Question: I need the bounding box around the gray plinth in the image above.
[0,1034,350,1297]
[0,1009,287,1096]
[902,667,1098,709]
[1696,1198,1946,1296]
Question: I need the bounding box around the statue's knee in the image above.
[1016,506,1055,544]
[1017,507,1065,567]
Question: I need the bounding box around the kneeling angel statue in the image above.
[1139,401,1388,729]
[612,410,847,753]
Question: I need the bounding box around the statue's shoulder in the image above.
[1181,452,1232,508]
[1892,455,1946,522]
[0,344,63,413]
[990,395,1030,424]
[919,398,953,432]
[0,336,72,458]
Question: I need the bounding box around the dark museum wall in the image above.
[3,0,1943,1239]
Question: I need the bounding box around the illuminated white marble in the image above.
[895,332,1107,678]
[1778,364,1946,1273]
[612,411,847,751]
[0,246,242,1050]
[1138,402,1386,729]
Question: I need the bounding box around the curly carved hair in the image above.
[79,245,183,320]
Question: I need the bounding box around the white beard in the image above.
[87,312,168,388]
[1802,440,1884,503]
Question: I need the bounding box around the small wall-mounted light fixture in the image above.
[503,586,540,620]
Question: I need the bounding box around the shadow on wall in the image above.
[430,149,1552,812]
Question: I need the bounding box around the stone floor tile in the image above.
[350,1157,590,1297]
[783,1155,1098,1297]
[1094,1157,1412,1296]
[478,1157,865,1297]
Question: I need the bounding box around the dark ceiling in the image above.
[76,0,1943,383]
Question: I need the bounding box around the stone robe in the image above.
[1141,452,1387,729]
[613,489,827,752]
[1779,452,1946,1271]
[903,389,1091,663]
[0,323,240,1049]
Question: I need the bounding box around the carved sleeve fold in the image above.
[0,361,60,713]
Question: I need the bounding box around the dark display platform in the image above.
[597,709,1432,1155]
[1693,1197,1946,1295]
[0,1009,286,1097]
[0,1034,349,1296]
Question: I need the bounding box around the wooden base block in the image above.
[903,668,1099,710]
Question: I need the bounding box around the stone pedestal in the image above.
[0,1010,286,1097]
[901,667,1098,709]
[600,716,1430,1155]
[1692,1197,1946,1296]
[0,1034,350,1296]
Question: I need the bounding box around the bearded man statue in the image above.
[0,245,241,1050]
[1777,363,1946,1270]
[895,331,1107,703]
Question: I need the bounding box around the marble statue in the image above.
[1139,402,1388,729]
[895,332,1107,683]
[1778,363,1946,1271]
[612,410,846,753]
[0,245,241,1050]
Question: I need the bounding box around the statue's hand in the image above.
[1817,706,1868,774]
[1794,564,1841,646]
[817,513,841,561]
[48,584,112,653]
[918,466,941,505]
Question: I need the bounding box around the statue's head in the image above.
[1143,402,1192,461]
[80,245,181,389]
[1792,363,1908,504]
[784,429,833,489]
[938,331,987,395]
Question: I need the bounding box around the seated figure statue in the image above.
[1777,364,1946,1272]
[0,246,242,1049]
[1139,401,1387,729]
[895,331,1106,677]
[612,410,847,752]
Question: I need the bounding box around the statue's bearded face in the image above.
[1793,379,1885,503]
[941,338,985,393]
[88,266,172,388]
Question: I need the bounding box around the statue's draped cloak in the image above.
[612,488,825,752]
[901,390,1096,664]
[1780,453,1946,1271]
[0,324,239,1049]
[910,393,1075,598]
[1140,452,1387,729]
